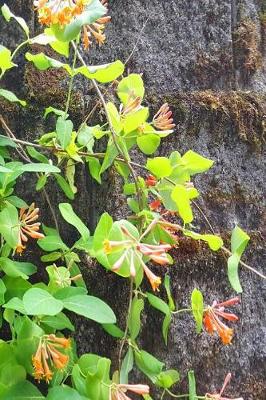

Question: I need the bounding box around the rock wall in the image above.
[0,0,265,399]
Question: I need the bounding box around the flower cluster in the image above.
[203,297,240,345]
[110,383,150,400]
[16,203,44,254]
[32,334,71,382]
[82,0,111,49]
[34,0,89,26]
[206,373,244,400]
[104,225,172,291]
[34,0,110,49]
[153,103,175,132]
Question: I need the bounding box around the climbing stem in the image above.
[171,308,192,315]
[166,389,206,399]
[64,39,78,117]
[118,277,134,371]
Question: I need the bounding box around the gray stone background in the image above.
[0,0,265,399]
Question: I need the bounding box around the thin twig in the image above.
[124,17,150,66]
[222,246,266,279]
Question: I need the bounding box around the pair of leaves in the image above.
[25,52,124,84]
[4,287,116,324]
[227,226,250,293]
[135,349,179,389]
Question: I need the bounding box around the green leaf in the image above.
[164,275,175,311]
[3,380,45,400]
[18,163,60,173]
[101,323,124,338]
[26,146,49,163]
[56,117,73,149]
[120,347,134,384]
[5,196,27,208]
[0,166,12,173]
[44,28,70,56]
[123,107,149,134]
[0,279,6,306]
[54,174,75,200]
[23,288,64,316]
[0,364,26,398]
[87,158,101,184]
[77,124,95,150]
[36,174,47,191]
[0,258,36,280]
[25,52,69,72]
[228,255,243,293]
[135,350,164,383]
[0,203,19,248]
[0,89,26,106]
[44,106,67,119]
[51,0,107,42]
[188,370,197,400]
[38,235,68,252]
[93,212,113,268]
[3,297,26,314]
[231,226,250,256]
[191,289,204,333]
[156,369,180,389]
[62,295,116,324]
[47,385,86,400]
[40,313,74,331]
[162,313,172,346]
[117,74,145,105]
[171,185,193,223]
[0,135,17,148]
[3,277,31,301]
[1,4,29,37]
[0,45,16,74]
[147,293,170,315]
[227,226,250,294]
[137,134,160,155]
[106,102,122,134]
[146,157,173,178]
[180,150,213,175]
[59,203,90,240]
[184,230,223,251]
[128,297,144,340]
[76,60,125,83]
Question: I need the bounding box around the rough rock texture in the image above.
[0,0,265,399]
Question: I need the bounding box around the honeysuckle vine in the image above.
[0,2,264,399]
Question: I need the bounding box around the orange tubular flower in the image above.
[34,0,88,26]
[149,199,162,211]
[111,383,150,400]
[203,297,240,345]
[145,174,157,187]
[104,224,172,291]
[16,203,44,254]
[32,334,71,383]
[206,373,244,400]
[34,0,110,49]
[122,95,142,115]
[82,1,111,49]
[153,103,175,132]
